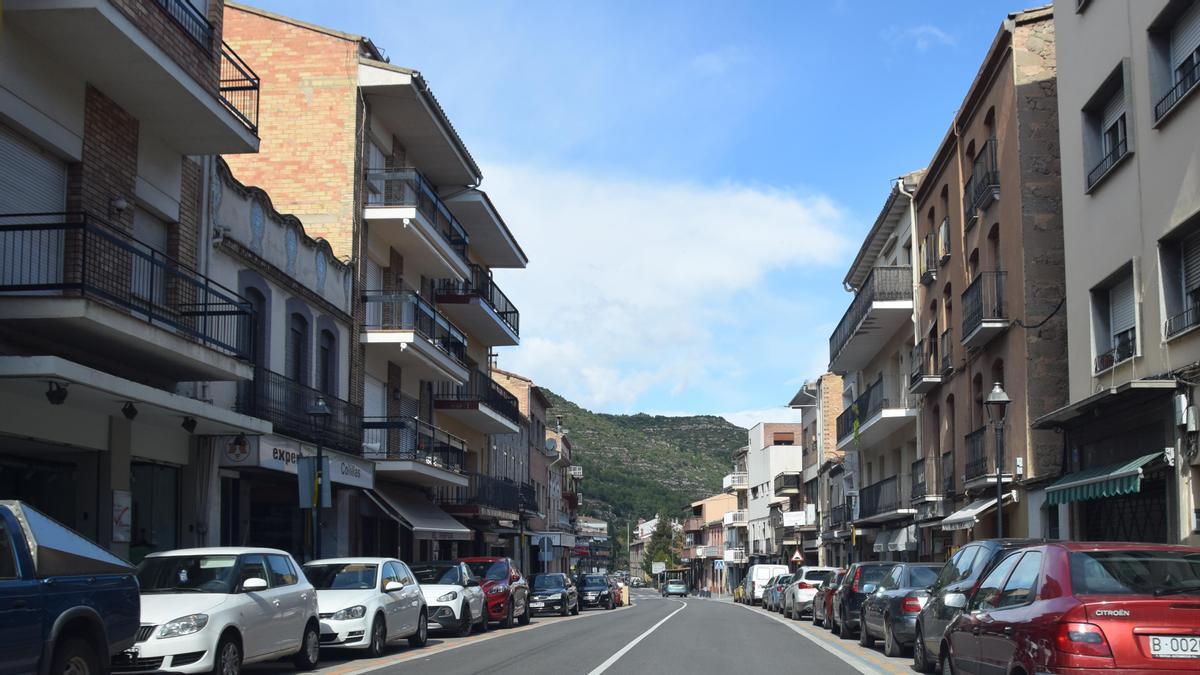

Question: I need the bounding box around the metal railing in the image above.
[965,138,1000,211]
[437,473,522,514]
[1087,138,1127,188]
[435,264,519,336]
[911,458,928,499]
[963,173,977,228]
[858,476,902,519]
[519,482,539,514]
[1155,59,1200,121]
[722,472,748,491]
[920,234,937,285]
[910,338,939,385]
[773,472,802,494]
[434,368,521,423]
[1166,304,1200,338]
[153,0,212,50]
[835,374,909,442]
[964,426,999,482]
[361,415,466,472]
[723,510,747,526]
[363,168,469,260]
[939,327,954,374]
[938,217,951,262]
[1094,328,1136,372]
[828,503,850,529]
[683,516,705,532]
[219,42,260,134]
[238,368,362,453]
[829,266,913,364]
[361,290,467,366]
[962,271,1006,340]
[0,212,253,359]
[941,451,956,495]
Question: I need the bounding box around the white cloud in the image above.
[487,163,854,413]
[883,24,957,52]
[719,406,804,429]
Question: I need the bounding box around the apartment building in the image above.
[745,423,804,563]
[683,492,735,592]
[721,444,750,586]
[0,0,262,558]
[791,373,846,566]
[911,6,1066,549]
[221,4,530,555]
[826,171,924,563]
[1034,0,1200,547]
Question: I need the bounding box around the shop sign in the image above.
[112,490,132,543]
[218,435,374,488]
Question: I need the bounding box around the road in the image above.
[248,589,916,675]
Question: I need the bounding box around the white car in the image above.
[410,561,487,636]
[122,547,320,675]
[782,566,838,619]
[303,557,428,657]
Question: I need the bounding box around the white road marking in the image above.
[728,602,896,675]
[586,598,688,675]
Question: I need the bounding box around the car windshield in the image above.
[805,571,833,582]
[860,566,892,584]
[465,560,509,581]
[533,575,565,590]
[910,566,939,588]
[582,575,608,587]
[411,563,462,585]
[1070,550,1200,596]
[776,575,792,585]
[303,563,377,590]
[137,555,237,594]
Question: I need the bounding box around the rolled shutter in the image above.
[0,125,67,287]
[365,258,383,327]
[1171,1,1200,70]
[1109,276,1136,335]
[1100,89,1126,135]
[1183,232,1200,293]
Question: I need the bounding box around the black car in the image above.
[577,573,616,609]
[912,538,1044,673]
[830,562,894,638]
[529,573,580,616]
[858,562,941,656]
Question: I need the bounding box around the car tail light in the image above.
[798,582,811,590]
[850,567,863,593]
[1055,622,1113,658]
[902,596,923,613]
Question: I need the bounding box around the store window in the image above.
[130,462,180,562]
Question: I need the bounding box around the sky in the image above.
[244,0,1036,427]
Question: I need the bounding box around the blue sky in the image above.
[244,0,1035,425]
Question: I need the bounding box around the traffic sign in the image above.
[651,561,666,574]
[790,548,803,563]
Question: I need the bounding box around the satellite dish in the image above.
[545,438,558,452]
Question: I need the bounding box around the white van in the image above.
[742,564,788,604]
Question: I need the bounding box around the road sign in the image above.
[790,548,803,563]
[651,561,666,574]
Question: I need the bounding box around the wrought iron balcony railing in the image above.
[1094,329,1136,373]
[361,415,465,472]
[361,290,467,366]
[911,458,928,500]
[910,338,939,385]
[828,503,851,529]
[238,368,363,453]
[153,0,212,49]
[962,271,1007,339]
[858,476,902,519]
[433,368,521,423]
[519,482,539,514]
[219,42,260,134]
[1155,58,1200,121]
[965,137,1000,212]
[835,374,909,442]
[942,451,956,495]
[1165,304,1200,338]
[828,266,913,363]
[435,263,520,336]
[939,327,954,375]
[1087,138,1128,189]
[964,426,1001,483]
[437,473,522,514]
[363,168,469,260]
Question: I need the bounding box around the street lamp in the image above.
[307,397,332,560]
[984,382,1011,538]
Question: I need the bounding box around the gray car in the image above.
[857,563,941,656]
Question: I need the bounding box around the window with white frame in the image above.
[1091,265,1137,373]
[1083,63,1129,190]
[1151,0,1200,121]
[1161,224,1200,337]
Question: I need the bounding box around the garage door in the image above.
[0,124,67,286]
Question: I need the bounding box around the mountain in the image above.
[542,389,746,527]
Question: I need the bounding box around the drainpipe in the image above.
[895,174,921,558]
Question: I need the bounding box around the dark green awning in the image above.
[1045,453,1160,505]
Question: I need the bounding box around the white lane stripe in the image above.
[727,602,889,675]
[587,599,687,675]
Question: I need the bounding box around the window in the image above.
[970,551,1021,612]
[1083,64,1130,190]
[318,330,336,396]
[239,554,269,589]
[267,554,298,586]
[287,312,309,384]
[131,207,169,306]
[938,217,951,264]
[0,520,17,579]
[1151,0,1200,121]
[998,552,1042,608]
[381,562,401,589]
[1162,226,1200,337]
[1092,265,1137,372]
[950,545,979,584]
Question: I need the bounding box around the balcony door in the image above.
[0,124,66,287]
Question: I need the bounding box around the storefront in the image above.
[365,482,472,562]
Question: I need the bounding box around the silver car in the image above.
[782,567,837,620]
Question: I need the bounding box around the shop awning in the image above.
[1033,379,1176,429]
[365,486,472,541]
[888,524,916,552]
[872,529,895,553]
[1045,452,1160,505]
[941,493,1014,532]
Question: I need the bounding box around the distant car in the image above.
[941,542,1200,674]
[812,569,846,628]
[782,567,836,619]
[529,573,579,616]
[460,557,530,628]
[126,547,321,675]
[630,577,644,588]
[912,538,1044,673]
[661,578,688,598]
[765,574,793,612]
[744,564,789,604]
[580,574,618,607]
[303,557,428,656]
[857,562,940,656]
[409,561,487,637]
[830,562,894,638]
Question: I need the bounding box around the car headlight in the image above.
[486,585,508,596]
[331,605,367,621]
[547,592,562,600]
[437,591,458,602]
[158,614,208,639]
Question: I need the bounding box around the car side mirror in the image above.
[242,577,268,592]
[466,579,480,588]
[511,573,521,583]
[384,580,403,592]
[862,583,878,594]
[944,592,968,610]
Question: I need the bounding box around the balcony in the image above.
[773,471,802,496]
[1166,305,1200,339]
[963,138,1000,224]
[0,212,253,382]
[1094,330,1136,373]
[962,271,1008,349]
[237,369,362,453]
[683,516,705,532]
[920,234,937,286]
[437,473,522,519]
[911,458,928,500]
[835,374,917,450]
[1155,57,1200,122]
[964,426,1013,490]
[433,368,521,434]
[939,328,955,376]
[722,472,748,492]
[828,266,914,373]
[828,503,851,530]
[723,510,748,527]
[361,291,469,384]
[435,264,519,346]
[362,416,467,488]
[519,482,539,515]
[363,168,472,281]
[445,189,528,269]
[5,0,258,153]
[857,476,915,523]
[942,451,957,496]
[723,547,747,564]
[909,339,942,394]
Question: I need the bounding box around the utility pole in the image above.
[626,520,631,572]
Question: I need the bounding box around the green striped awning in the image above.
[1045,453,1160,505]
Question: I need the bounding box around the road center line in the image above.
[587,599,687,675]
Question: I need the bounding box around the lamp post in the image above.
[984,382,1011,538]
[307,397,332,561]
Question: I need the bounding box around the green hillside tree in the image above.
[645,515,679,567]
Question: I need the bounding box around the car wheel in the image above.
[501,599,515,629]
[456,605,473,638]
[293,621,320,671]
[840,616,856,640]
[518,598,531,626]
[858,613,874,647]
[211,635,240,675]
[913,626,932,673]
[52,637,99,675]
[408,610,428,648]
[571,599,580,615]
[560,599,570,617]
[940,649,955,675]
[368,614,387,658]
[830,612,841,635]
[883,617,902,658]
[475,606,489,634]
[812,611,823,628]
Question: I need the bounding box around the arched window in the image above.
[244,287,269,370]
[969,248,980,279]
[945,394,956,454]
[287,312,309,385]
[318,329,337,396]
[988,222,1002,271]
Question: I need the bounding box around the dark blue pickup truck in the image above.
[0,501,139,675]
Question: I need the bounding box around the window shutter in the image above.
[1109,276,1136,336]
[1100,89,1126,134]
[365,258,383,327]
[1171,1,1200,70]
[365,375,386,417]
[0,125,67,287]
[1183,232,1200,293]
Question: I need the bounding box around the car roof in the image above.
[1050,541,1200,553]
[305,557,397,565]
[459,556,507,563]
[144,547,290,558]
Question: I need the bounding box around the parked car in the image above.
[302,557,428,655]
[857,562,941,656]
[782,566,837,619]
[578,574,617,607]
[940,542,1200,674]
[529,573,579,616]
[0,500,139,675]
[743,564,789,605]
[410,561,487,637]
[765,574,793,612]
[912,538,1044,673]
[661,578,688,599]
[630,577,644,588]
[830,562,894,638]
[460,557,530,628]
[128,547,321,675]
[811,569,846,628]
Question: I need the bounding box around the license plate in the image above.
[530,602,544,608]
[1150,635,1200,658]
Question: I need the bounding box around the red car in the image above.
[460,557,531,628]
[940,542,1200,674]
[811,569,846,628]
